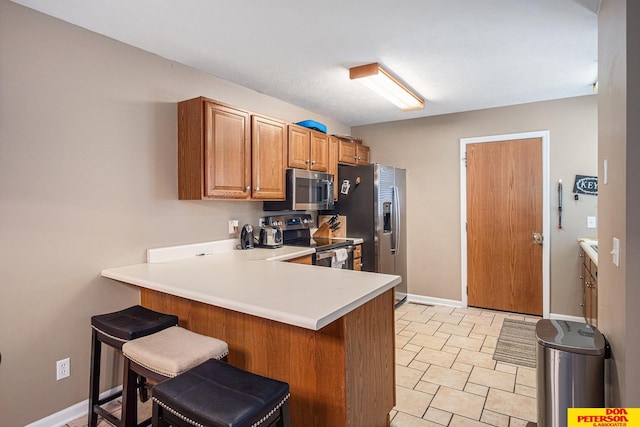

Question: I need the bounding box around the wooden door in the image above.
[251,115,287,200]
[466,138,543,315]
[309,131,329,172]
[287,125,310,169]
[204,102,251,199]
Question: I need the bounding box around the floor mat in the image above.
[493,318,537,368]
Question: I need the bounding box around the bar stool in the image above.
[151,358,291,427]
[88,305,179,427]
[121,326,229,427]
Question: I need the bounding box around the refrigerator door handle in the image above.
[391,186,400,255]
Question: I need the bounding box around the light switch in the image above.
[587,216,597,228]
[611,237,620,267]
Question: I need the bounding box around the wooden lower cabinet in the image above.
[286,254,313,265]
[353,244,363,271]
[141,288,396,427]
[580,248,598,327]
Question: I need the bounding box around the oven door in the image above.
[314,245,354,269]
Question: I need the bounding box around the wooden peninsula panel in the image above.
[141,287,395,427]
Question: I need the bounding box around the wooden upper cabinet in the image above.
[328,136,339,200]
[287,125,311,170]
[338,140,358,165]
[251,115,287,200]
[356,145,370,165]
[310,130,329,172]
[287,124,329,172]
[178,97,286,201]
[178,97,251,200]
[338,139,370,165]
[204,102,251,199]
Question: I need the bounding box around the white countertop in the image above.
[102,240,400,331]
[578,238,598,267]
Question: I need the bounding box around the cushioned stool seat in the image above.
[122,326,229,378]
[152,359,291,427]
[88,305,179,427]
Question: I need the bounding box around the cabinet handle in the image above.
[311,160,316,165]
[305,159,310,164]
[245,186,250,191]
[255,187,260,191]
[580,303,585,307]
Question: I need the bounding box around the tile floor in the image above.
[391,303,540,427]
[66,303,540,427]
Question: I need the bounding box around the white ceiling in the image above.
[11,0,599,127]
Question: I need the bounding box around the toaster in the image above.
[253,225,283,248]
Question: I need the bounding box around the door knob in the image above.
[532,233,544,245]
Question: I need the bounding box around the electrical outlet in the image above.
[56,357,70,380]
[587,216,597,228]
[228,220,239,234]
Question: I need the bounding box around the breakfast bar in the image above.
[102,241,400,426]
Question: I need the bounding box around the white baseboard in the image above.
[406,294,464,308]
[549,313,585,323]
[406,295,586,323]
[25,386,121,427]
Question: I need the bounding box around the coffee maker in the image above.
[240,224,254,249]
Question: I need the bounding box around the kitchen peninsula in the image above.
[102,240,400,426]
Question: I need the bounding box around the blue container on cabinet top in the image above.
[295,120,327,133]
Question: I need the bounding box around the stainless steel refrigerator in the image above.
[334,164,407,306]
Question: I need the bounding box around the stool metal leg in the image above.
[88,329,101,427]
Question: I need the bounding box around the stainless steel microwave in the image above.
[264,169,334,211]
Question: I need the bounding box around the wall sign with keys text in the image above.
[573,175,598,196]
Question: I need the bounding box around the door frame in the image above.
[460,131,550,318]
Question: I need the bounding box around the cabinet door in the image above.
[338,140,357,165]
[356,145,370,165]
[328,137,339,200]
[354,244,363,271]
[310,131,329,172]
[286,254,313,265]
[204,102,251,198]
[252,115,287,200]
[288,125,311,169]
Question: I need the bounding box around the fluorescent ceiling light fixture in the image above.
[349,63,424,111]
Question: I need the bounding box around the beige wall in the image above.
[598,0,640,406]
[0,2,349,425]
[353,95,598,316]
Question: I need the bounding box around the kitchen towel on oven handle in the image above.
[331,248,349,268]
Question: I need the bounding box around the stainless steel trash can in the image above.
[536,319,605,427]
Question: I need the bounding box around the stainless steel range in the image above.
[265,213,355,269]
